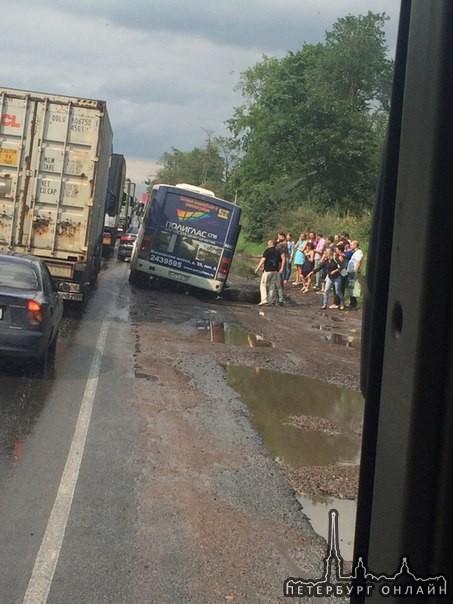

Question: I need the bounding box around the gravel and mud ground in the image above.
[130,253,364,503]
[125,254,363,600]
[222,259,363,501]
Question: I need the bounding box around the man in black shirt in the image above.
[255,240,284,305]
[273,231,288,302]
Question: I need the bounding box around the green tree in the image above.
[321,12,393,112]
[228,12,393,240]
[147,135,236,199]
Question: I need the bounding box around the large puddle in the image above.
[225,365,364,560]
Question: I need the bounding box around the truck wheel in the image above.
[89,269,99,285]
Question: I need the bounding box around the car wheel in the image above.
[35,333,58,378]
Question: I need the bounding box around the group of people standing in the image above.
[255,231,364,309]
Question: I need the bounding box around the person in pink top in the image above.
[313,232,326,290]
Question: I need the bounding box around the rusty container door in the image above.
[25,99,101,260]
[0,89,112,264]
[0,92,35,250]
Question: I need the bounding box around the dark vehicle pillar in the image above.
[353,0,453,600]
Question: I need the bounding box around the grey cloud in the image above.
[5,0,400,186]
[101,80,197,107]
[19,0,397,53]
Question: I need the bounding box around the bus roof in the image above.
[175,183,215,197]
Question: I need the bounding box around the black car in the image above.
[0,253,63,374]
[117,226,139,261]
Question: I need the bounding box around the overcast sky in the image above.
[3,0,400,197]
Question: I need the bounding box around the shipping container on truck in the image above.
[102,152,126,255]
[129,183,242,293]
[0,86,113,301]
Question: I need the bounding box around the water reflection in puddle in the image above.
[196,320,274,347]
[297,495,357,561]
[323,333,360,348]
[226,365,363,560]
[312,325,361,349]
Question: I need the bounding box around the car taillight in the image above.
[28,300,44,324]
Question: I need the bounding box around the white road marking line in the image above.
[23,320,110,604]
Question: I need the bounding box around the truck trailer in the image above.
[0,86,113,301]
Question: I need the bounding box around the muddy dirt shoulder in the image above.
[222,255,363,391]
[128,288,336,598]
[130,267,363,502]
[219,256,363,501]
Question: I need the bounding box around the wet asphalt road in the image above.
[0,256,339,604]
[0,258,144,604]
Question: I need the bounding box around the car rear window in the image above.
[0,260,39,290]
